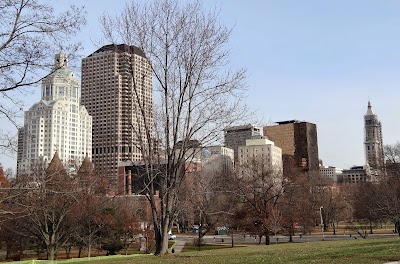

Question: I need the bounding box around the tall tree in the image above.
[374,143,400,236]
[70,166,111,258]
[6,154,80,260]
[0,0,86,153]
[100,0,248,255]
[232,159,283,245]
[352,182,380,235]
[279,173,315,242]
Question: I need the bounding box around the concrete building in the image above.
[364,101,384,170]
[185,145,234,173]
[238,136,283,187]
[81,44,153,190]
[17,54,92,173]
[224,124,261,162]
[16,127,25,175]
[319,166,343,182]
[341,165,371,184]
[263,120,319,172]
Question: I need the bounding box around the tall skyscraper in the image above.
[81,44,153,190]
[17,54,92,173]
[263,120,319,172]
[224,124,261,162]
[364,101,384,169]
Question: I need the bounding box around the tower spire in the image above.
[366,100,374,116]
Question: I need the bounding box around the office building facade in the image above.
[238,137,283,188]
[224,124,261,162]
[341,165,371,184]
[263,120,319,171]
[81,44,153,190]
[17,54,92,173]
[319,166,343,182]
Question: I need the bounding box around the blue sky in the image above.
[2,0,400,171]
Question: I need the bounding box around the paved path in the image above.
[172,239,186,253]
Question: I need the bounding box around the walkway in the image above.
[172,239,186,253]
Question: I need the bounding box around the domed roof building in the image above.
[17,54,92,173]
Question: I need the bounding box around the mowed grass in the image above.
[36,237,400,264]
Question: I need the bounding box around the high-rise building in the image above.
[263,120,319,172]
[17,54,92,173]
[81,44,153,190]
[224,124,261,162]
[364,101,384,169]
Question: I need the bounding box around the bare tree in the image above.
[268,207,283,244]
[184,162,235,249]
[5,158,81,260]
[0,0,86,153]
[232,159,283,245]
[372,143,400,236]
[306,173,348,235]
[352,182,381,235]
[100,0,248,255]
[70,168,111,258]
[279,174,315,241]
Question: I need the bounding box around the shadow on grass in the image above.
[182,244,244,252]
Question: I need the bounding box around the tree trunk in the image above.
[288,224,293,242]
[154,228,162,255]
[333,222,336,235]
[154,226,169,256]
[88,234,92,258]
[78,246,82,258]
[47,245,56,261]
[198,224,202,251]
[231,229,234,248]
[369,220,373,234]
[265,233,270,245]
[65,246,71,259]
[258,235,262,245]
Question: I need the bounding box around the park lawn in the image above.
[31,237,400,264]
[182,243,233,252]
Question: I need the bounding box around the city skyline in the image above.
[2,0,400,170]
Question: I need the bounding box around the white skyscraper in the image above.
[18,54,92,173]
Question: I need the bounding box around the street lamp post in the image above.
[319,206,325,241]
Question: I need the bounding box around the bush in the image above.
[101,238,124,255]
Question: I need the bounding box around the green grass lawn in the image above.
[19,237,400,264]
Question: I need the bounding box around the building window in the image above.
[45,85,51,97]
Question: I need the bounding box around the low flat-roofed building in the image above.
[340,165,371,184]
[319,166,343,182]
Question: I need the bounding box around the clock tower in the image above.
[364,101,384,169]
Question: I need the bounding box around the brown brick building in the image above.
[263,120,319,172]
[81,44,153,189]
